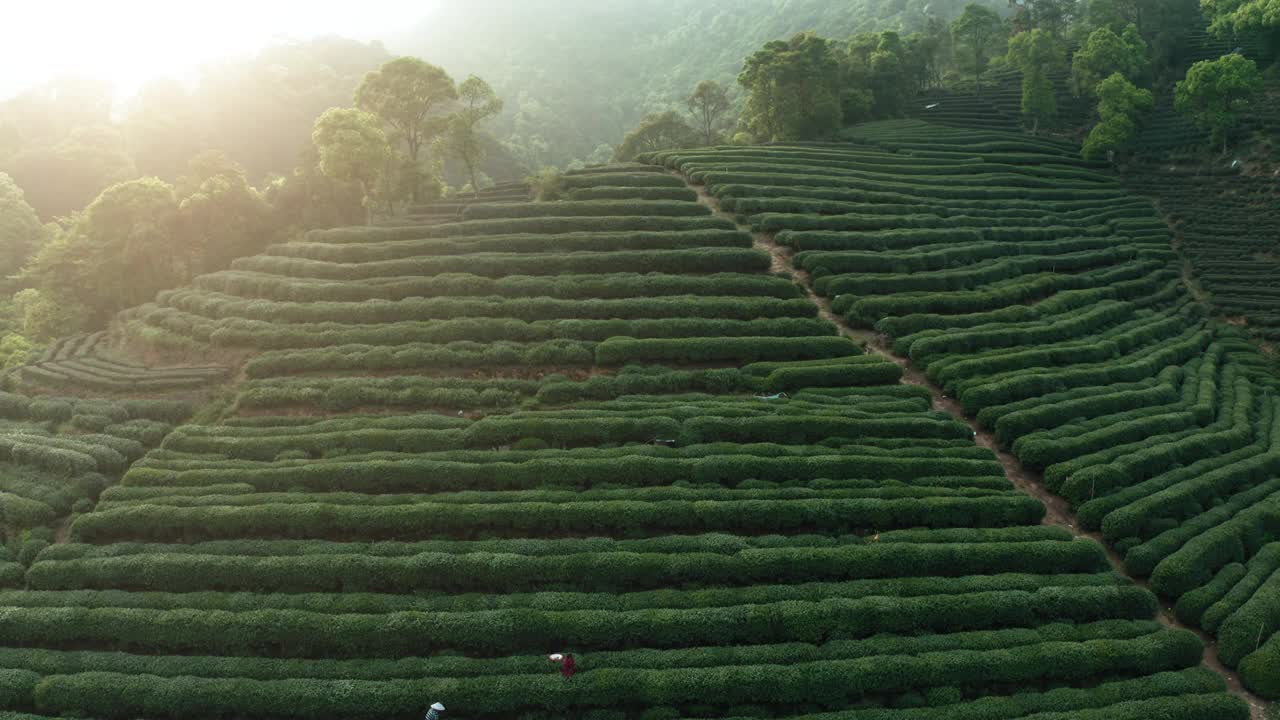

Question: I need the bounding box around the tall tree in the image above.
[442,76,504,195]
[22,178,180,327]
[1082,72,1154,161]
[1175,53,1265,154]
[175,151,272,276]
[0,172,45,288]
[951,4,1007,94]
[355,57,457,201]
[738,33,843,141]
[1007,29,1063,133]
[867,32,913,118]
[1070,25,1149,98]
[687,80,732,146]
[311,108,393,221]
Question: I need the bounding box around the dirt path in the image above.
[684,174,1269,719]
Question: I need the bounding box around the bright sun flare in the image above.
[0,1,425,101]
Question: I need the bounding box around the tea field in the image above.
[0,125,1271,718]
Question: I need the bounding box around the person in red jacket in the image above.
[549,653,577,679]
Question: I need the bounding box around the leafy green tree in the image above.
[22,178,180,327]
[867,32,913,117]
[738,33,843,141]
[264,146,367,234]
[1070,24,1149,98]
[951,4,1007,94]
[1083,72,1154,161]
[175,151,272,275]
[311,108,393,221]
[0,332,34,369]
[1007,29,1063,133]
[0,172,45,288]
[1202,0,1280,35]
[2,125,137,220]
[355,57,457,201]
[1175,53,1265,154]
[687,80,732,146]
[441,76,504,196]
[613,111,697,161]
[13,288,90,343]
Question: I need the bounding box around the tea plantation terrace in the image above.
[0,153,1257,718]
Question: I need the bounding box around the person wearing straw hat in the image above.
[425,702,445,720]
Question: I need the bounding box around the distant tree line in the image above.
[0,44,511,360]
[611,0,1275,164]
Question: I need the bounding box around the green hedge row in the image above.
[794,237,1117,277]
[34,538,1101,595]
[265,229,750,263]
[1200,543,1280,633]
[1146,486,1280,597]
[595,336,852,365]
[160,290,814,325]
[957,329,1211,414]
[196,271,801,303]
[196,315,833,350]
[1217,562,1280,666]
[565,186,697,201]
[70,494,1046,543]
[816,248,1133,298]
[1092,392,1270,539]
[230,247,770,281]
[460,200,709,220]
[0,618,1159,679]
[4,570,1119,617]
[0,586,1158,660]
[844,257,1163,323]
[908,301,1135,367]
[1240,631,1280,698]
[122,451,1004,494]
[411,214,735,238]
[244,340,598,376]
[23,632,1209,719]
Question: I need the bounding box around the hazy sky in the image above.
[0,1,434,101]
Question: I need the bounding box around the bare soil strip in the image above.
[682,173,1268,719]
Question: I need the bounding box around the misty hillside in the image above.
[398,0,1006,165]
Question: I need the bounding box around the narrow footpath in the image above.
[681,173,1269,720]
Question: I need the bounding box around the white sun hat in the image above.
[431,703,446,712]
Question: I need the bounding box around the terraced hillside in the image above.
[648,120,1280,701]
[0,159,1253,719]
[910,65,1090,133]
[1123,167,1280,345]
[16,332,229,395]
[0,392,187,560]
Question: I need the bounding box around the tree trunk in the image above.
[467,158,479,198]
[407,134,422,204]
[1031,117,1039,135]
[359,180,373,226]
